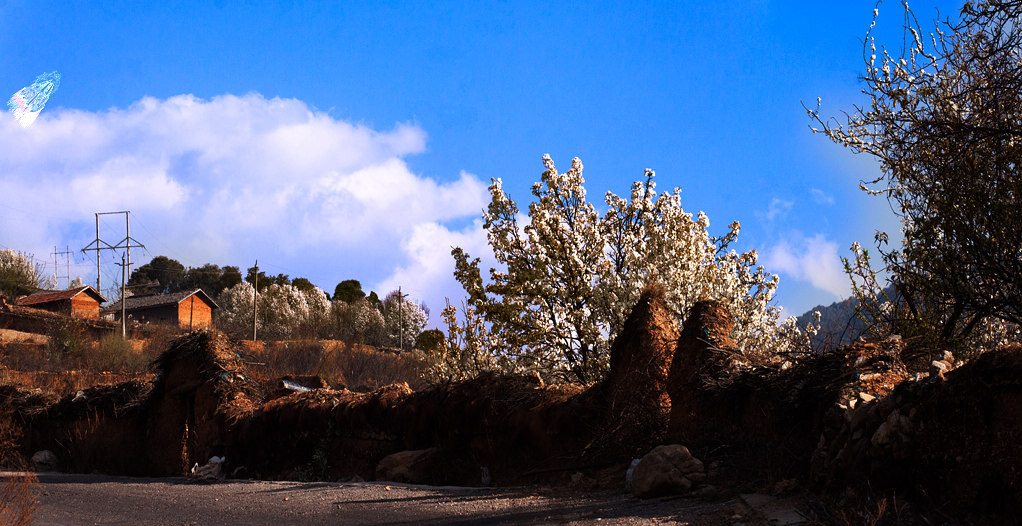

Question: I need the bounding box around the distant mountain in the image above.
[794,285,898,352]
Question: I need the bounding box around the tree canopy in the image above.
[333,279,366,304]
[809,0,1022,345]
[451,155,811,383]
[0,249,49,299]
[128,256,241,298]
[127,256,185,295]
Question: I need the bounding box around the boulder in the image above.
[374,448,439,484]
[31,449,57,471]
[631,444,705,498]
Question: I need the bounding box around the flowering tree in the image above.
[809,1,1022,345]
[328,298,385,345]
[423,299,502,383]
[216,281,330,340]
[452,155,810,384]
[0,249,52,299]
[381,290,428,350]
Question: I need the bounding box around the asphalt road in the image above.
[8,472,741,525]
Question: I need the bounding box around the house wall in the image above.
[26,301,71,317]
[126,305,179,326]
[177,296,213,329]
[69,296,100,319]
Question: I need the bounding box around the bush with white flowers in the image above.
[217,281,330,340]
[452,155,815,384]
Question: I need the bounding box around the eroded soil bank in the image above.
[4,289,1021,524]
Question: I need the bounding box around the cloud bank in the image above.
[0,93,491,322]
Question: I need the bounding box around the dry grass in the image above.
[0,325,176,397]
[1,325,427,399]
[0,369,153,397]
[0,471,37,526]
[241,340,428,391]
[0,411,38,526]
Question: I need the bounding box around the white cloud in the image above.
[0,93,489,321]
[810,188,835,205]
[758,197,793,222]
[374,219,494,323]
[764,233,848,299]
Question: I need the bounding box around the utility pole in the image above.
[397,286,409,351]
[252,260,258,341]
[116,254,127,338]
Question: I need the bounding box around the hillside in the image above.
[795,285,898,352]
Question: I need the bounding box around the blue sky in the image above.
[0,0,962,323]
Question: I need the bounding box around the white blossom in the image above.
[451,156,809,383]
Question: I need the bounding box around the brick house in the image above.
[102,289,219,330]
[16,286,107,319]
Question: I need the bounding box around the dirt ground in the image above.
[12,471,746,526]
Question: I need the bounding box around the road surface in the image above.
[8,472,745,525]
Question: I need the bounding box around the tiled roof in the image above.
[17,286,107,306]
[102,289,219,313]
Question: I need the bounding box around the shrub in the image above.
[414,329,444,353]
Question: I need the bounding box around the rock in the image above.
[631,444,705,498]
[870,409,913,448]
[31,450,58,472]
[190,456,226,481]
[374,448,439,484]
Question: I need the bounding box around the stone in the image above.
[871,409,912,447]
[374,448,439,484]
[32,450,58,472]
[631,444,705,498]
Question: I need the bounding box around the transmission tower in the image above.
[81,211,145,295]
[52,245,72,289]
